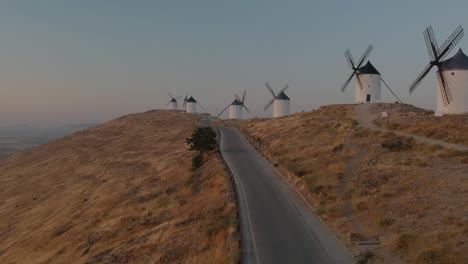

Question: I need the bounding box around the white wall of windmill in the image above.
[169,101,178,110]
[186,102,197,113]
[229,105,242,119]
[273,99,290,118]
[355,74,381,103]
[436,70,468,114]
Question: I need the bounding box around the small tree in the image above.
[186,127,217,153]
[186,127,218,171]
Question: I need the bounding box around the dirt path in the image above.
[354,104,468,151]
[339,136,366,237]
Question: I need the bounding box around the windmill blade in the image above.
[345,49,356,69]
[242,104,250,113]
[265,82,276,97]
[436,70,453,106]
[424,26,438,61]
[241,90,246,103]
[197,102,208,113]
[280,84,289,94]
[264,98,275,111]
[381,78,403,103]
[356,44,373,68]
[438,25,464,60]
[340,71,357,92]
[216,104,231,118]
[409,63,434,94]
[168,92,174,99]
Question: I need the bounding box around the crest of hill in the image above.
[233,104,467,264]
[0,110,235,263]
[371,103,468,145]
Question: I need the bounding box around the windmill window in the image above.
[451,72,455,75]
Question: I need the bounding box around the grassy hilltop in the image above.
[0,111,236,263]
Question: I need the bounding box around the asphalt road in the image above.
[218,126,354,264]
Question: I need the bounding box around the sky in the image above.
[0,0,467,126]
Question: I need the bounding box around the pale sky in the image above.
[1,0,467,126]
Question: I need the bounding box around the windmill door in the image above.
[366,94,371,102]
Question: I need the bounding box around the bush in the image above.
[381,136,414,151]
[186,127,217,153]
[357,250,374,264]
[191,154,203,171]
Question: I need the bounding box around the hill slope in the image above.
[0,111,235,263]
[234,104,467,264]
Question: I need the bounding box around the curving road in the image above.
[217,126,354,264]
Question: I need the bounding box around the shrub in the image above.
[357,250,374,264]
[186,127,217,153]
[191,154,203,171]
[381,136,414,151]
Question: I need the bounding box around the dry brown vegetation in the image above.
[372,103,468,145]
[0,111,237,263]
[233,104,467,264]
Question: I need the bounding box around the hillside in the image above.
[372,103,468,145]
[0,111,236,263]
[230,104,467,264]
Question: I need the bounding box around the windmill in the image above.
[167,92,182,110]
[409,25,467,115]
[217,90,250,119]
[264,82,290,118]
[341,44,403,104]
[182,93,208,114]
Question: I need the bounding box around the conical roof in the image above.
[358,61,380,75]
[231,98,242,105]
[276,91,290,100]
[170,98,177,103]
[186,96,197,103]
[441,48,468,71]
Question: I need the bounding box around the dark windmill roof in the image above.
[231,98,242,105]
[358,61,380,75]
[276,91,290,100]
[186,96,197,103]
[441,49,468,71]
[170,98,177,103]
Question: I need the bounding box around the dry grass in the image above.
[0,110,236,263]
[232,104,467,264]
[371,103,468,145]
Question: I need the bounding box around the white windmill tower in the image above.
[409,25,467,115]
[167,92,182,110]
[264,82,290,118]
[183,93,208,114]
[217,90,250,119]
[341,45,403,104]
